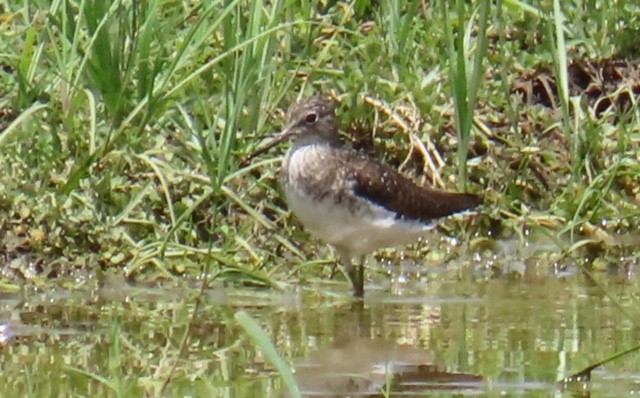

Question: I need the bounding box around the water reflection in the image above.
[293,312,484,397]
[0,274,639,397]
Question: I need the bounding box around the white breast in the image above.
[283,152,435,257]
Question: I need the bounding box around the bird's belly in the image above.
[284,187,434,257]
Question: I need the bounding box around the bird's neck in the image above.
[291,132,343,150]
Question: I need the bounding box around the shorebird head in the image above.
[279,95,339,145]
[242,95,340,165]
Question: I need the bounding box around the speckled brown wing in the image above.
[342,153,482,223]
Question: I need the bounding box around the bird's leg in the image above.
[337,250,364,298]
[345,257,362,297]
[349,261,364,299]
[356,255,365,297]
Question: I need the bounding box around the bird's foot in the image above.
[348,265,365,299]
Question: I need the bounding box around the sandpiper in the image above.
[256,95,481,297]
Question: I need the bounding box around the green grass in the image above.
[0,1,638,280]
[235,311,301,398]
[441,0,490,190]
[0,0,638,302]
[1,0,639,393]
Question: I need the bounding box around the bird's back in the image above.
[281,143,481,256]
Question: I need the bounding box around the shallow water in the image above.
[1,270,640,397]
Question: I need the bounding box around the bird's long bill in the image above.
[241,127,295,166]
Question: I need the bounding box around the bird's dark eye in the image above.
[305,112,318,123]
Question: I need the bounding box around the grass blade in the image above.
[235,311,300,398]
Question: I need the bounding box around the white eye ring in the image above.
[305,112,318,123]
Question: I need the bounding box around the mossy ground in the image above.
[1,2,640,396]
[1,1,638,290]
